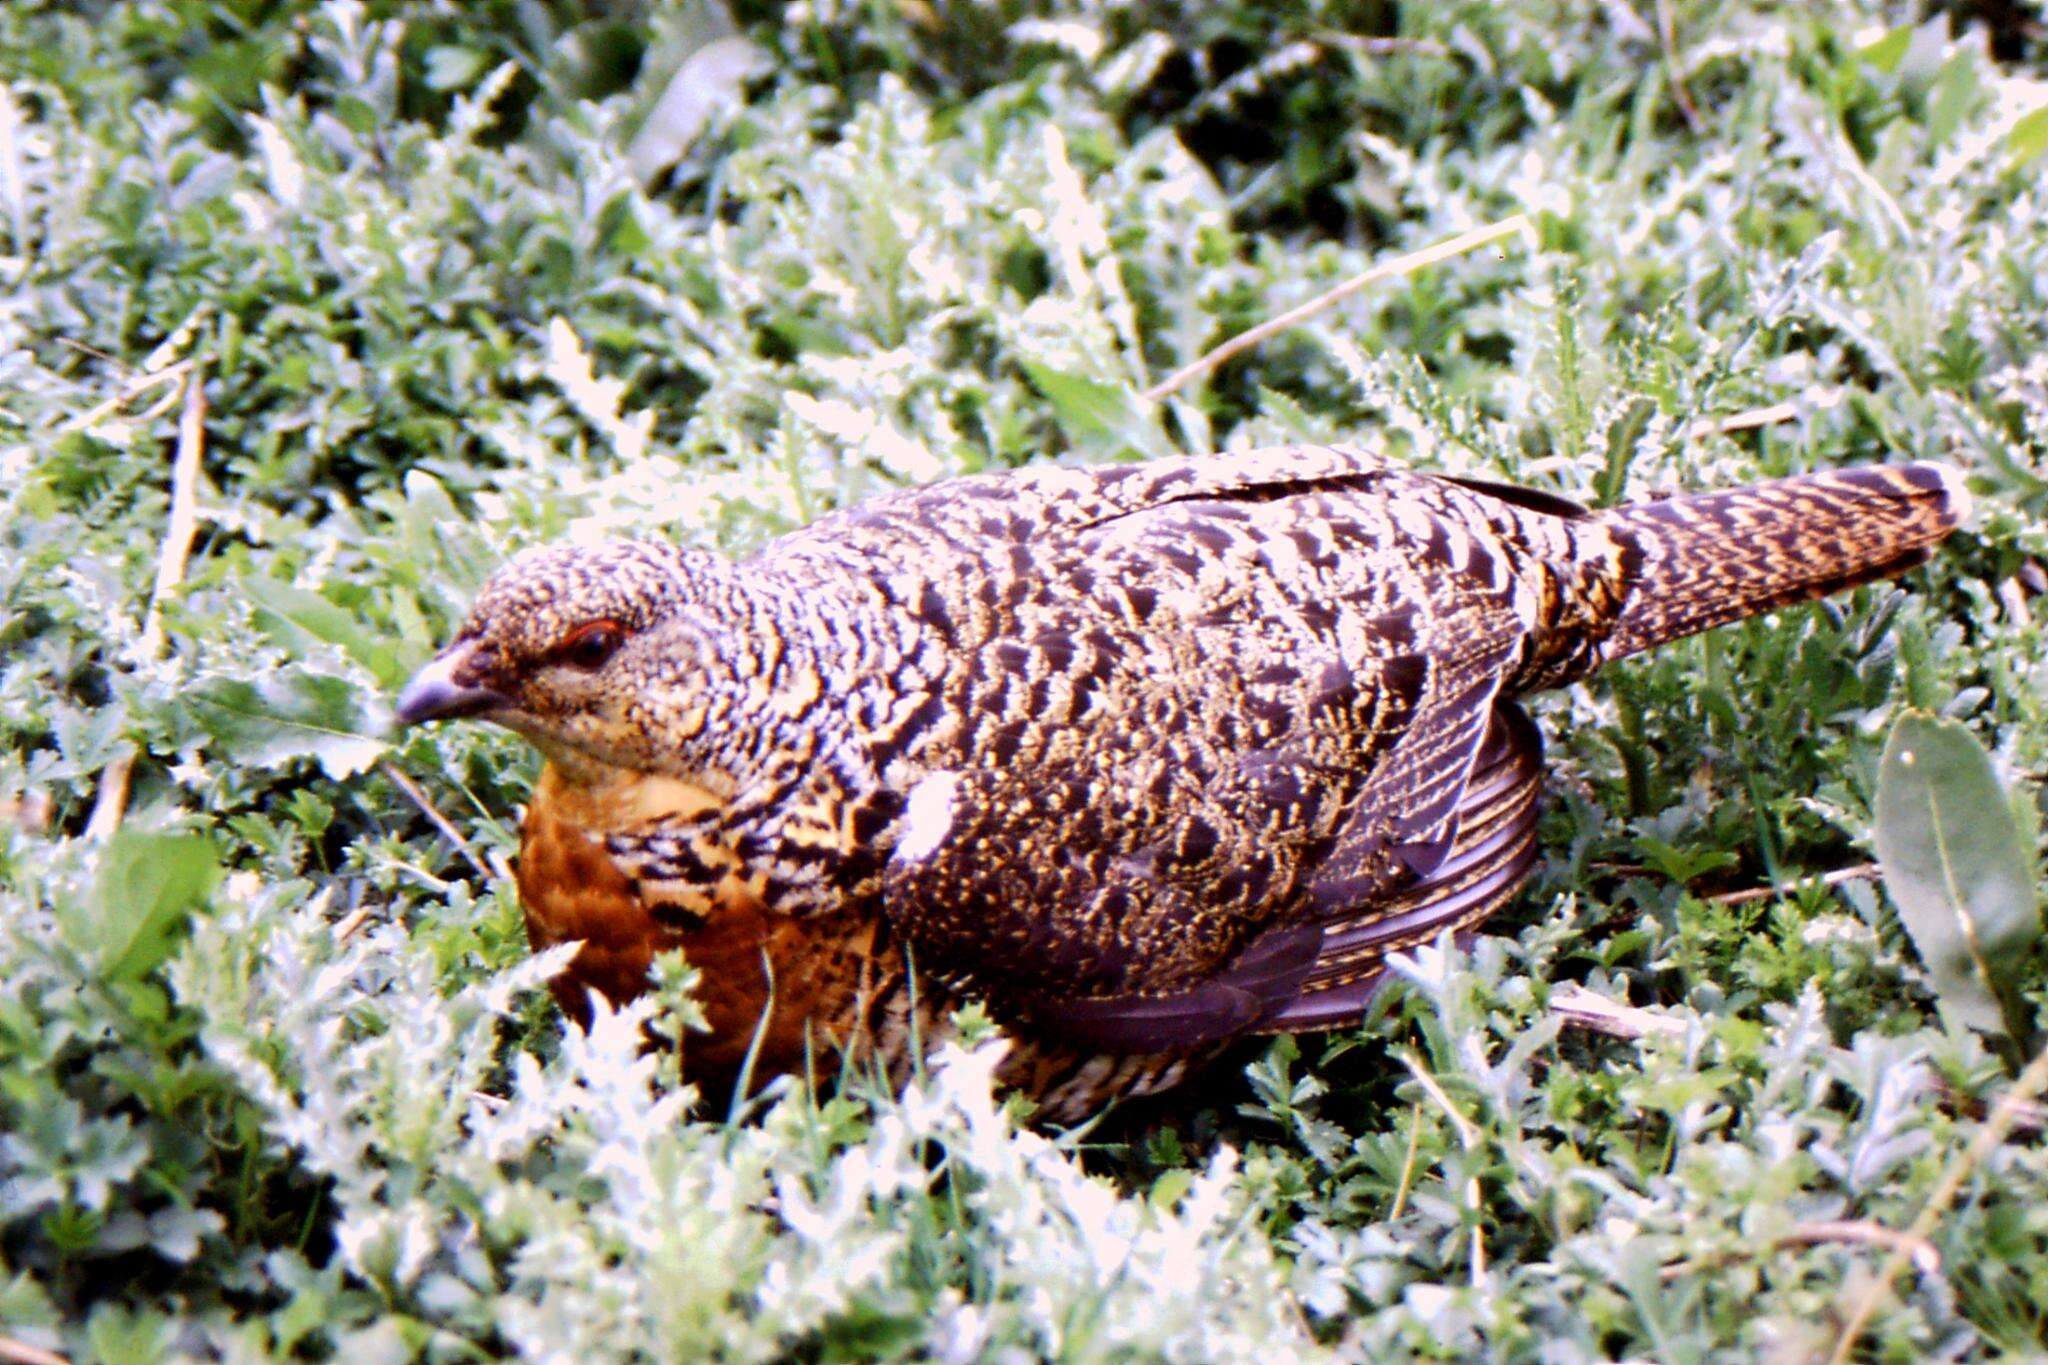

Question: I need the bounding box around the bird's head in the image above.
[394,539,720,772]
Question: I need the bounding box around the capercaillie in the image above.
[395,445,1967,1120]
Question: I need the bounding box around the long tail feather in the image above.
[1587,462,1968,668]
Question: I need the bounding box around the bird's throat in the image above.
[528,746,737,822]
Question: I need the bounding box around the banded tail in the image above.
[1531,463,1969,687]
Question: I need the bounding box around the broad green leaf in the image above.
[625,35,771,182]
[185,673,391,779]
[1019,360,1132,441]
[1924,50,1983,150]
[74,832,222,981]
[2010,106,2048,168]
[1874,712,2041,1040]
[1857,26,1912,74]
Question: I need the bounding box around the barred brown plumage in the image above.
[394,445,1968,1119]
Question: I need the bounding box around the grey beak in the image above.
[394,645,506,725]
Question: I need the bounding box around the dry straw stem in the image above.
[1654,0,1704,132]
[85,365,207,843]
[1684,399,1798,440]
[1141,214,1536,402]
[1684,386,1852,441]
[1397,1049,1487,1285]
[1387,1101,1424,1219]
[1827,1036,2048,1365]
[1705,862,1879,908]
[331,905,373,944]
[57,357,193,435]
[0,1335,69,1365]
[1660,1219,1940,1283]
[380,760,492,880]
[1548,982,1687,1040]
[1551,984,2048,1136]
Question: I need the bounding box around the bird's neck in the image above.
[631,563,880,801]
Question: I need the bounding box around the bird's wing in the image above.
[868,461,1560,1053]
[880,700,1542,1054]
[879,618,1538,1053]
[880,762,1330,1052]
[1263,703,1544,1031]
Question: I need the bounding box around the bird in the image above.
[394,444,1967,1119]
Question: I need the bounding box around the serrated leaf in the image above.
[72,832,222,981]
[186,673,391,779]
[243,578,404,687]
[1018,360,1171,459]
[1874,712,2041,1041]
[1597,394,1656,506]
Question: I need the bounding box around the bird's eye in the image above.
[558,620,625,671]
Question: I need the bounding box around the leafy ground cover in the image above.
[3,0,2048,1359]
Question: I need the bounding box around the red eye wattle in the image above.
[560,620,625,671]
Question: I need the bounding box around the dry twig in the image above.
[1936,1076,2048,1137]
[57,358,193,435]
[1551,986,2048,1138]
[85,365,206,843]
[1828,1038,2048,1364]
[331,905,373,944]
[1654,0,1703,132]
[1684,399,1798,440]
[1661,1219,1940,1282]
[1549,983,1687,1040]
[1683,387,1849,442]
[1142,215,1534,402]
[0,1336,69,1365]
[1326,34,1455,61]
[380,760,492,880]
[1704,862,1879,908]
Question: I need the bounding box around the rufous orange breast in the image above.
[514,762,897,1096]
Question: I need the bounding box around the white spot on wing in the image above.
[896,770,964,863]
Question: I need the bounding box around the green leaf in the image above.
[1020,360,1132,441]
[243,578,404,687]
[1148,1168,1193,1210]
[423,45,489,91]
[1018,360,1169,459]
[185,673,391,779]
[1858,26,1913,75]
[1597,395,1656,507]
[1874,712,2041,1041]
[2010,106,2048,168]
[1633,835,1738,888]
[1924,50,1983,150]
[74,833,222,981]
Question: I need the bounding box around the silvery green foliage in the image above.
[167,888,1307,1361]
[3,0,2048,1358]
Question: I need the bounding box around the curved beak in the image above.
[394,643,508,726]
